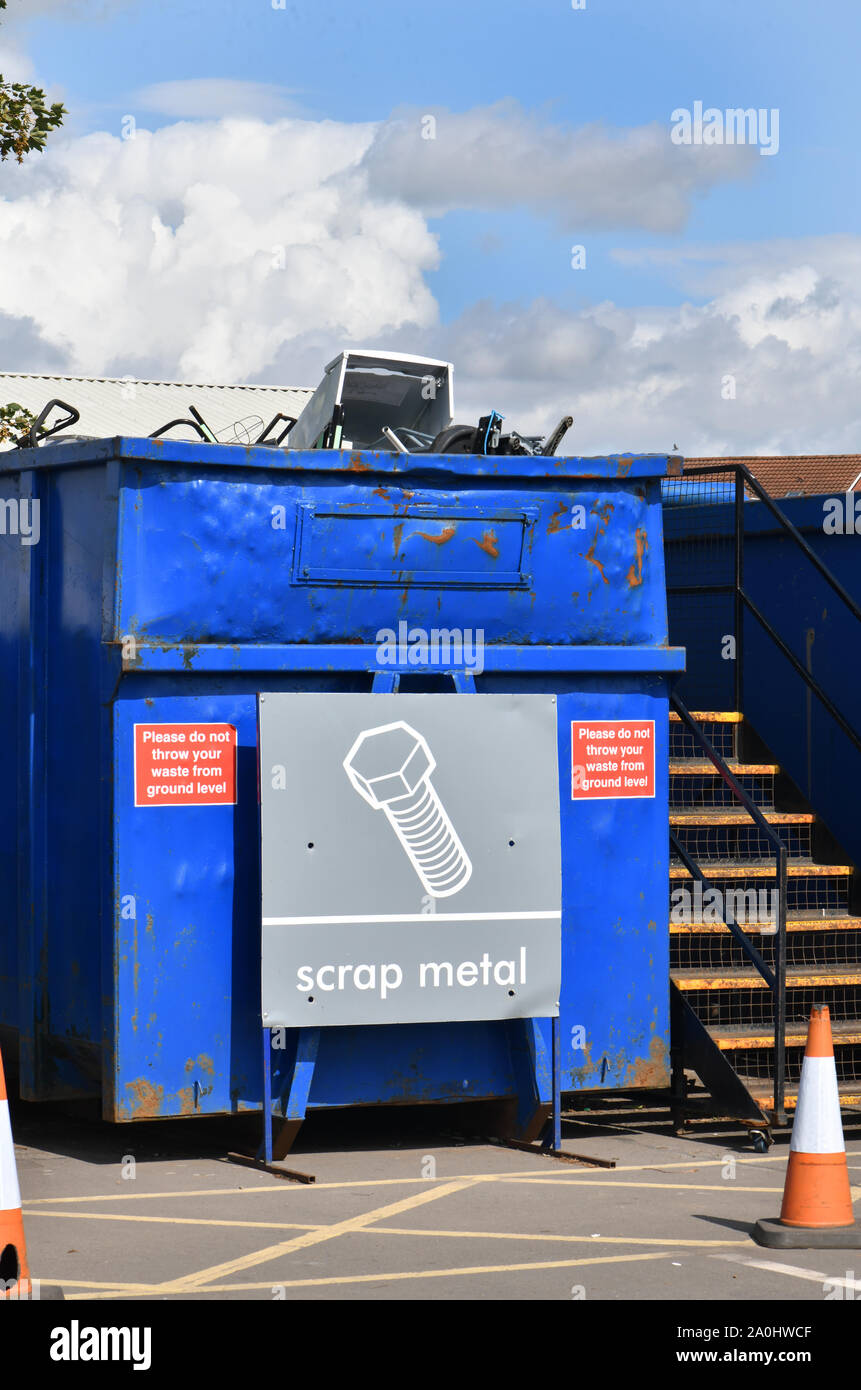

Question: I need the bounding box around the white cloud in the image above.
[133,79,299,122]
[361,102,758,233]
[0,101,758,384]
[0,37,36,82]
[0,115,439,381]
[0,98,858,455]
[438,243,861,456]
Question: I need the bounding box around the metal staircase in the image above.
[663,461,861,1147]
[668,707,861,1145]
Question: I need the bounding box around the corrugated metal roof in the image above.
[0,373,314,448]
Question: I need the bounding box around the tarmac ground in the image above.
[9,1089,861,1304]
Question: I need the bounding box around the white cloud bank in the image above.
[133,79,300,122]
[0,99,858,454]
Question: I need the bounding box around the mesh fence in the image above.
[730,1044,861,1088]
[671,928,861,973]
[669,870,850,917]
[669,720,737,759]
[670,821,811,862]
[680,983,861,1030]
[669,770,775,809]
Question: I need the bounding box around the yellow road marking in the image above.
[21,1154,793,1208]
[376,1227,750,1247]
[21,1171,556,1205]
[22,1206,751,1245]
[165,1177,486,1292]
[63,1250,675,1300]
[24,1209,318,1232]
[504,1178,785,1193]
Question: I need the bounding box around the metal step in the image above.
[669,712,743,723]
[710,1020,861,1050]
[671,811,815,863]
[671,966,861,990]
[740,1081,861,1112]
[670,761,778,775]
[669,709,861,1127]
[670,811,813,826]
[670,916,861,934]
[670,862,851,878]
[669,713,742,759]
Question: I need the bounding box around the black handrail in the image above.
[672,694,788,1122]
[666,462,861,768]
[673,462,861,625]
[669,830,776,988]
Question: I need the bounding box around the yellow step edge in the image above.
[672,968,861,990]
[670,917,861,934]
[669,811,814,825]
[670,761,778,775]
[713,1026,861,1051]
[669,712,743,723]
[741,1084,861,1111]
[670,862,851,879]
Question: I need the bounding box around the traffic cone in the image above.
[0,1044,32,1297]
[755,1005,861,1249]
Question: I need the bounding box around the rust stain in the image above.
[393,489,415,513]
[624,1035,669,1089]
[473,528,499,559]
[567,1039,595,1088]
[546,501,568,535]
[372,486,390,500]
[412,525,455,546]
[176,1086,197,1115]
[124,1078,164,1119]
[392,521,404,555]
[616,455,634,477]
[580,500,614,586]
[626,527,648,588]
[348,453,371,472]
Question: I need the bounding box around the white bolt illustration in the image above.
[343,721,473,898]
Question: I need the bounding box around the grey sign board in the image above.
[259,693,561,1027]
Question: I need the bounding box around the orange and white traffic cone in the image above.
[755,1004,861,1248]
[0,1045,33,1297]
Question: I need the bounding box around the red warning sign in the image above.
[571,719,655,800]
[134,723,237,807]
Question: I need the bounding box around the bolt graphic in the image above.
[343,721,473,898]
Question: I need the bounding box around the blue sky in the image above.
[21,0,859,307]
[1,0,859,453]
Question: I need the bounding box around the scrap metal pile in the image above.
[13,350,573,458]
